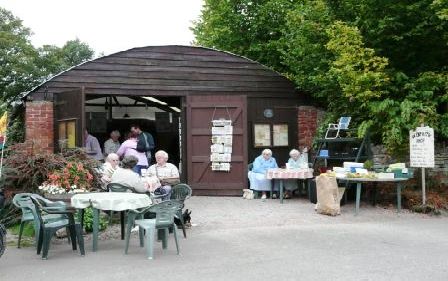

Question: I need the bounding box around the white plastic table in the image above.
[71,192,151,251]
[336,177,408,215]
[266,168,314,203]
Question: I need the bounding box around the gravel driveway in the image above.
[1,196,447,281]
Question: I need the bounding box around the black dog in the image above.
[174,209,192,228]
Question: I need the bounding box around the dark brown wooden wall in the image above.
[247,97,300,166]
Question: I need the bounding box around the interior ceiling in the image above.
[85,95,181,113]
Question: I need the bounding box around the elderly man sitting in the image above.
[147,150,180,200]
[110,155,150,193]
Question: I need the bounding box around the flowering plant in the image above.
[39,162,93,194]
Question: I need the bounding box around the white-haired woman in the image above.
[101,153,120,187]
[104,130,121,156]
[248,149,279,200]
[147,150,180,200]
[284,149,301,199]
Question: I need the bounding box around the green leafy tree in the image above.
[192,0,296,72]
[193,0,448,156]
[36,39,95,79]
[0,7,95,146]
[0,8,41,106]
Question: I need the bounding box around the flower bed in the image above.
[39,161,93,194]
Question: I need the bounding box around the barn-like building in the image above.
[25,45,321,195]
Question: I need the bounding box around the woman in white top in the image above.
[101,153,120,188]
[284,149,301,199]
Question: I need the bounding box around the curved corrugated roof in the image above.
[27,45,297,98]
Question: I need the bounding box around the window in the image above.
[253,123,288,147]
[58,119,76,149]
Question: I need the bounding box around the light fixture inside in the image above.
[143,97,168,105]
[169,106,181,113]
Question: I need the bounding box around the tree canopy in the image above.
[0,8,95,108]
[193,0,448,155]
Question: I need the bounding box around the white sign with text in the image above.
[410,126,434,168]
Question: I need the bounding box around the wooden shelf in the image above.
[315,138,362,143]
[315,156,368,160]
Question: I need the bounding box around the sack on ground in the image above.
[160,178,180,186]
[242,189,254,199]
[316,174,342,216]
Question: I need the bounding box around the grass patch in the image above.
[8,223,35,237]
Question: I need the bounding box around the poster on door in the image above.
[211,119,232,172]
[410,126,434,168]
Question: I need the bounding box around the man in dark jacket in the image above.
[130,124,155,164]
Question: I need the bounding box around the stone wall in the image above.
[25,101,54,153]
[371,144,448,186]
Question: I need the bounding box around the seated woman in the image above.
[284,149,301,199]
[101,153,120,188]
[147,150,180,201]
[248,149,279,200]
[110,155,149,193]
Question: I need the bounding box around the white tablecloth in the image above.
[71,192,151,211]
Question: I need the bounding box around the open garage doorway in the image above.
[84,95,182,171]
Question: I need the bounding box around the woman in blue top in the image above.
[284,149,301,198]
[248,149,279,200]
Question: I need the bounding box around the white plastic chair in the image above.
[325,117,351,139]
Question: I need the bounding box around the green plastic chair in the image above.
[12,193,66,248]
[170,183,192,238]
[30,195,85,259]
[124,200,181,259]
[107,183,135,240]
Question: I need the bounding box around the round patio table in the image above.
[71,192,151,251]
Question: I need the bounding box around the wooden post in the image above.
[422,167,426,205]
[420,123,426,205]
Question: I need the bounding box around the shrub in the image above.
[82,207,108,233]
[0,147,102,195]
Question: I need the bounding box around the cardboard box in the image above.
[392,168,414,178]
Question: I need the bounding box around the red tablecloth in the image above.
[266,168,314,179]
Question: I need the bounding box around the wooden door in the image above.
[186,95,247,196]
[53,87,85,152]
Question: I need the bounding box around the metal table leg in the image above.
[396,183,402,213]
[280,180,284,204]
[355,183,362,215]
[92,208,100,252]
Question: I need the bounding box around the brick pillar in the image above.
[297,106,324,149]
[25,101,54,153]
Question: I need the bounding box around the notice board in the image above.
[410,126,434,168]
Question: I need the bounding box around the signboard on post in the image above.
[410,125,434,205]
[410,126,435,168]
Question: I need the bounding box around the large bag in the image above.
[315,174,342,216]
[160,178,180,186]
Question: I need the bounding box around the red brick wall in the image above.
[25,101,54,153]
[297,106,324,149]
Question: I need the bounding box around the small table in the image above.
[336,177,408,215]
[71,192,152,252]
[267,168,314,203]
